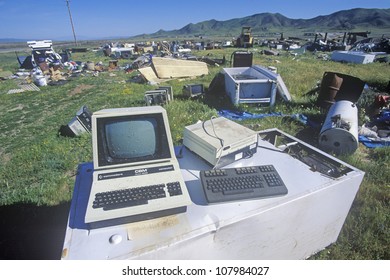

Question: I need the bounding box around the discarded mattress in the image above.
[222,65,291,106]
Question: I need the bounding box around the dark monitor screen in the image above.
[190,84,204,94]
[96,113,171,167]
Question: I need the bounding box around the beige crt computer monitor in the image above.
[92,106,175,171]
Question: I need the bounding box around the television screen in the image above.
[183,84,204,97]
[96,113,171,167]
[105,118,157,159]
[190,84,204,94]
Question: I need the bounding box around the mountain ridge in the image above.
[140,8,390,38]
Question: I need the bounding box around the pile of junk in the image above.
[9,40,120,93]
[215,69,390,156]
[313,71,390,153]
[15,40,69,87]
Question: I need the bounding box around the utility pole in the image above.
[66,0,78,46]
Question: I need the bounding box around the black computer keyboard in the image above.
[200,165,288,204]
[92,182,183,211]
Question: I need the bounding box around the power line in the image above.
[65,0,77,45]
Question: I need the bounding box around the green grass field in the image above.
[0,44,389,259]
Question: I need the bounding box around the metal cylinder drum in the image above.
[319,100,359,155]
[317,72,343,109]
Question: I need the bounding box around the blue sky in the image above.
[0,0,389,40]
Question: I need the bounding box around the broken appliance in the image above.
[319,100,359,155]
[331,51,376,64]
[222,65,291,106]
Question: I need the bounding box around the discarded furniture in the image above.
[62,128,364,259]
[222,65,291,106]
[108,60,118,70]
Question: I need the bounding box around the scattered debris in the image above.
[7,83,40,94]
[305,32,370,52]
[27,40,64,69]
[350,36,390,53]
[359,108,390,148]
[0,70,13,80]
[102,42,135,58]
[260,49,280,56]
[189,54,226,66]
[129,54,152,69]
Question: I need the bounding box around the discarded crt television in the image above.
[157,86,174,101]
[222,65,291,106]
[59,105,92,137]
[144,90,170,106]
[182,84,204,98]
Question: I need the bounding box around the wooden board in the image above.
[152,57,208,79]
[138,66,166,84]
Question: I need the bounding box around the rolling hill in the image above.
[139,8,390,38]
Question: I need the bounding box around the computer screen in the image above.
[92,107,173,170]
[183,84,204,97]
[190,84,204,95]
